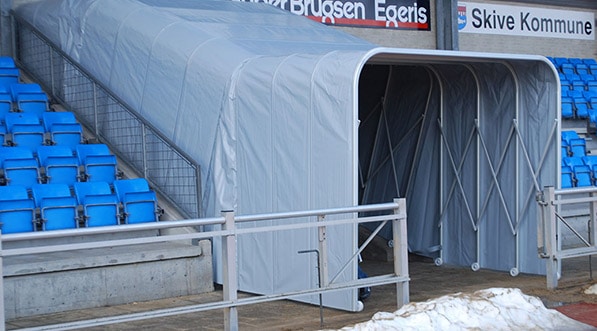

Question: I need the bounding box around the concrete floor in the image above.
[6,255,596,330]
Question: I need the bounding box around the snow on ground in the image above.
[585,284,597,295]
[335,288,596,331]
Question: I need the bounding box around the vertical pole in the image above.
[194,165,202,220]
[393,198,409,307]
[590,191,596,280]
[589,192,597,246]
[317,215,328,287]
[0,232,5,331]
[93,82,99,137]
[221,211,238,331]
[544,187,558,289]
[141,123,148,178]
[49,45,55,97]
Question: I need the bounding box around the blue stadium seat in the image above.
[561,98,574,119]
[588,81,597,92]
[567,89,583,99]
[583,58,597,65]
[581,74,594,83]
[582,156,597,183]
[0,56,16,68]
[561,63,575,75]
[5,112,45,151]
[0,68,19,93]
[574,165,593,186]
[563,156,594,187]
[576,64,589,75]
[42,112,83,147]
[583,90,597,101]
[9,83,42,102]
[570,138,587,157]
[569,58,583,65]
[574,99,590,118]
[562,130,579,142]
[589,64,597,75]
[31,183,78,230]
[0,124,5,146]
[0,185,35,233]
[561,165,574,189]
[15,91,48,118]
[566,73,581,82]
[113,178,158,224]
[572,80,586,91]
[73,181,119,227]
[76,144,118,183]
[0,93,12,120]
[0,146,41,188]
[37,145,80,185]
[554,57,568,67]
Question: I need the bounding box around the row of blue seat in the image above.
[548,57,597,72]
[0,179,159,234]
[0,111,83,151]
[561,130,586,157]
[562,156,597,188]
[0,144,118,187]
[0,56,161,234]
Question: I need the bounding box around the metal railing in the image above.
[0,199,409,331]
[11,16,201,219]
[536,186,597,288]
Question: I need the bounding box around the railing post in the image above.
[317,214,328,287]
[392,198,409,307]
[92,82,99,137]
[543,187,558,289]
[221,211,238,331]
[0,231,5,331]
[591,191,597,248]
[141,123,148,178]
[49,46,55,96]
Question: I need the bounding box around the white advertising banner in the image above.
[458,2,595,40]
[232,0,431,30]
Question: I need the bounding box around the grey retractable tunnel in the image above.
[14,0,559,311]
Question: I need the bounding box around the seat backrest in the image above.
[113,178,150,200]
[31,183,72,206]
[0,146,34,165]
[73,181,112,204]
[16,92,48,116]
[76,144,112,162]
[563,156,585,168]
[0,56,16,69]
[10,83,42,101]
[0,184,29,201]
[42,111,77,131]
[0,69,20,93]
[5,112,41,130]
[37,145,75,165]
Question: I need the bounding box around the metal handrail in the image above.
[0,199,409,331]
[537,186,597,288]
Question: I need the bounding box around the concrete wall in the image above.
[4,240,214,319]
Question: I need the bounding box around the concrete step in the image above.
[3,239,213,320]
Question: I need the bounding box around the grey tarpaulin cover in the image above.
[14,0,559,311]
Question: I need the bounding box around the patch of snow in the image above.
[585,284,597,295]
[334,288,596,331]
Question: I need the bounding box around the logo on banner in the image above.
[232,0,431,30]
[457,5,467,30]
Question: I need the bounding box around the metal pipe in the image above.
[298,249,324,328]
